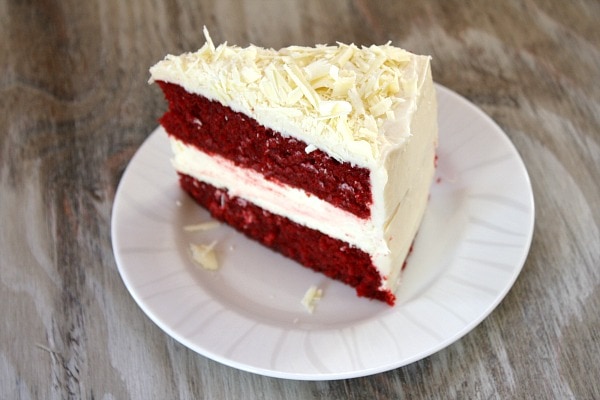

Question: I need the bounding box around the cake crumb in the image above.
[301,285,323,314]
[183,221,220,232]
[189,241,219,270]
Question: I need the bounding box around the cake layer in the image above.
[179,173,395,305]
[158,80,372,218]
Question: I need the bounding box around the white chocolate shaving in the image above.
[301,285,323,314]
[189,241,219,270]
[183,221,221,232]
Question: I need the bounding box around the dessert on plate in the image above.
[149,28,438,305]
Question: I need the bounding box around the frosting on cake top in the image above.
[150,27,430,166]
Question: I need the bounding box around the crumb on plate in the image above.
[301,285,323,314]
[183,221,221,232]
[189,241,219,270]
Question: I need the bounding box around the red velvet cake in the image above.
[149,28,438,305]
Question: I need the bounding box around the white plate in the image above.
[111,85,534,380]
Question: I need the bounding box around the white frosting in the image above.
[154,33,438,295]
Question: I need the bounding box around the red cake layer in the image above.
[179,173,395,305]
[158,81,372,219]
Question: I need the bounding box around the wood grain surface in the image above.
[1,0,599,398]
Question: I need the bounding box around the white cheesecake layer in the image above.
[171,137,386,256]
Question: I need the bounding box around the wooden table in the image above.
[2,1,599,398]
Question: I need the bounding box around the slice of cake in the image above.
[149,28,438,305]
